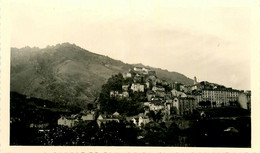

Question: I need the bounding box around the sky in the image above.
[9,0,251,90]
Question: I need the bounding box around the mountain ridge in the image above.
[11,43,193,107]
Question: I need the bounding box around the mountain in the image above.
[11,43,193,107]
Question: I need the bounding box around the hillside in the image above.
[11,43,193,107]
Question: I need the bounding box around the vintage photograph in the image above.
[8,0,251,148]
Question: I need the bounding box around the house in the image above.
[132,67,155,75]
[138,116,150,127]
[148,103,164,112]
[96,114,120,127]
[81,114,95,121]
[131,83,145,92]
[142,67,149,74]
[29,123,49,129]
[122,91,129,98]
[133,67,150,75]
[110,90,129,99]
[133,67,143,72]
[58,116,78,128]
[238,92,251,110]
[110,91,119,97]
[152,86,166,98]
[123,72,132,79]
[179,84,185,92]
[152,86,165,92]
[171,89,184,97]
[180,93,187,98]
[128,114,150,127]
[144,102,151,106]
[146,90,155,101]
[165,98,173,103]
[131,118,138,125]
[112,112,120,117]
[155,90,166,98]
[151,97,164,103]
[122,85,129,91]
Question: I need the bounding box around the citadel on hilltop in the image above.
[117,67,250,108]
[57,66,251,129]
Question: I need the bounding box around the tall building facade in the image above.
[197,89,241,107]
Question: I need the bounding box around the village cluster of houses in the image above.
[110,67,198,118]
[57,111,149,128]
[57,111,95,128]
[57,67,251,128]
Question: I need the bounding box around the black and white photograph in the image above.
[1,0,260,152]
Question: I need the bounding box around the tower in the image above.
[194,76,197,85]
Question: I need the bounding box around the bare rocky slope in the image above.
[11,43,193,107]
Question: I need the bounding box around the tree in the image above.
[87,103,94,110]
[148,110,163,122]
[98,73,144,116]
[205,101,211,108]
[99,73,124,102]
[199,101,206,108]
[165,122,181,146]
[93,121,138,146]
[212,102,216,108]
[69,104,82,114]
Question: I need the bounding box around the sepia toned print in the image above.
[2,0,257,152]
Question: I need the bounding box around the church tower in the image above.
[194,76,197,85]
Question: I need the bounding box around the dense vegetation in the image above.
[10,92,81,145]
[185,117,251,147]
[98,73,145,116]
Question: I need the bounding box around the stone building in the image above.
[58,116,78,128]
[131,83,145,92]
[172,97,196,116]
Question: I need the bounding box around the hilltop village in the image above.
[10,66,251,146]
[57,66,251,128]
